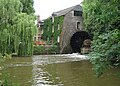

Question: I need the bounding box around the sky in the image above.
[33,0,83,20]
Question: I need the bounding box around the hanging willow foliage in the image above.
[0,0,21,54]
[13,13,37,56]
[0,0,37,56]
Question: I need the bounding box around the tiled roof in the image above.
[52,4,82,17]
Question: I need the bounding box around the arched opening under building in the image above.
[70,31,91,53]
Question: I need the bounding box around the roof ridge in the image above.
[55,4,80,13]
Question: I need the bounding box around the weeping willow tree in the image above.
[0,0,37,56]
[0,0,21,54]
[20,0,35,14]
[13,13,36,56]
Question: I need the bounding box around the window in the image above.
[38,36,41,41]
[74,11,82,16]
[57,36,60,43]
[47,27,49,31]
[34,37,36,41]
[41,29,44,34]
[37,23,40,28]
[38,34,41,37]
[77,22,81,30]
[58,24,60,30]
[52,25,54,33]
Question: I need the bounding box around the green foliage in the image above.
[92,30,120,57]
[83,0,120,76]
[0,0,35,85]
[0,0,37,56]
[83,0,120,35]
[0,0,21,55]
[0,74,19,86]
[33,45,60,54]
[43,18,52,41]
[20,0,35,14]
[47,45,60,53]
[53,16,63,43]
[0,53,19,86]
[43,16,64,44]
[33,45,46,54]
[13,13,37,56]
[0,53,11,61]
[88,52,108,77]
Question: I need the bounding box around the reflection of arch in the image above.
[70,31,90,53]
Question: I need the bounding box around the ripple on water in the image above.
[4,54,120,86]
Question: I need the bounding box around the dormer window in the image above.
[74,11,82,16]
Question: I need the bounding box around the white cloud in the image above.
[34,0,83,20]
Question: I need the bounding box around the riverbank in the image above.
[33,45,60,55]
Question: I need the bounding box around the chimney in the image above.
[37,15,41,23]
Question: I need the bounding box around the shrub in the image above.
[33,45,60,54]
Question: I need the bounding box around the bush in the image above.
[0,74,19,86]
[83,0,120,76]
[33,45,60,54]
[0,53,19,86]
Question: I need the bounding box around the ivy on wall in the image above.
[14,13,36,56]
[42,18,52,42]
[43,16,64,45]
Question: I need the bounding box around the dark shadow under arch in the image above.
[70,31,90,53]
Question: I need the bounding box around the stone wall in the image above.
[60,11,84,53]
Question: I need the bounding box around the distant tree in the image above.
[20,0,35,14]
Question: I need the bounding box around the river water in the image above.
[4,54,120,86]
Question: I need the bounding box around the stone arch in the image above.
[70,31,90,53]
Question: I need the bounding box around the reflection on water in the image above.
[5,54,120,86]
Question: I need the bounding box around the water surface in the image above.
[5,54,120,86]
